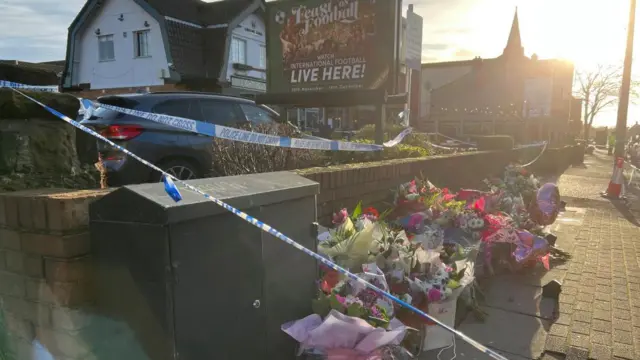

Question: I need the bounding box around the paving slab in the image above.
[482,278,556,320]
[454,307,550,359]
[420,339,530,360]
[541,150,640,359]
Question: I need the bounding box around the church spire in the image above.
[503,7,524,57]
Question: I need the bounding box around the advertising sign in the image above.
[266,0,399,94]
[231,76,267,92]
[405,8,423,71]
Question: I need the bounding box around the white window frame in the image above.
[231,37,247,65]
[259,45,266,69]
[134,30,150,58]
[98,34,115,62]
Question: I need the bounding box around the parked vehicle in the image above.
[79,92,294,186]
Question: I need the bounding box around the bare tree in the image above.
[574,64,623,140]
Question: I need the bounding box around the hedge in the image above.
[476,135,514,151]
[0,62,59,86]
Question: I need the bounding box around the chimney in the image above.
[408,4,413,12]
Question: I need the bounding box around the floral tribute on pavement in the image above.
[281,164,562,360]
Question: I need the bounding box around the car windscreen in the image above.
[258,104,281,121]
[84,96,140,121]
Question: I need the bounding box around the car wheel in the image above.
[153,159,201,182]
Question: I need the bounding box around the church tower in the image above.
[502,8,524,58]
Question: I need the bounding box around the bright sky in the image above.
[0,0,637,127]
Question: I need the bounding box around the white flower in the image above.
[444,287,453,298]
[402,293,413,304]
[376,298,394,315]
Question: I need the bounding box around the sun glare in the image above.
[460,0,630,71]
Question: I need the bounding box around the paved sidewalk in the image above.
[542,150,640,360]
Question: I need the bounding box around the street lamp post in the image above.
[615,0,637,158]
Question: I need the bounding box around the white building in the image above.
[62,0,267,97]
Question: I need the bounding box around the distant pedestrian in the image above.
[608,133,615,155]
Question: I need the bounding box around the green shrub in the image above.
[0,89,79,120]
[354,124,408,142]
[0,63,59,86]
[325,139,430,165]
[476,135,514,151]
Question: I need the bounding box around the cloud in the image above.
[0,0,85,62]
[422,43,450,50]
[454,48,476,58]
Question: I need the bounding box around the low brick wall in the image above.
[0,145,581,357]
[297,145,582,223]
[0,189,109,359]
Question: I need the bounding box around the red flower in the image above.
[364,207,379,218]
[321,270,340,293]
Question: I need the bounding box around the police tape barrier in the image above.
[11,88,510,360]
[0,80,59,93]
[91,102,413,152]
[520,141,548,167]
[627,162,639,188]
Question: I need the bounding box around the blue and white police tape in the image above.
[434,132,476,146]
[91,101,413,151]
[0,80,59,93]
[520,141,548,168]
[516,141,547,149]
[11,87,509,360]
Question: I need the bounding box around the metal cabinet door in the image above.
[169,210,266,360]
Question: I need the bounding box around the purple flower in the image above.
[427,288,442,302]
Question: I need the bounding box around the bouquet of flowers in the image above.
[318,204,387,272]
[485,164,540,206]
[313,263,395,328]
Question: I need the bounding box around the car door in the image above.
[239,104,302,135]
[238,103,277,127]
[196,99,246,127]
[149,99,202,158]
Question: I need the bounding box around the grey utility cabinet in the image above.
[89,171,319,360]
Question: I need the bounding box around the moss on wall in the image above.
[0,88,80,120]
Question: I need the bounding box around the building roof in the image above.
[63,0,263,89]
[142,0,202,24]
[503,8,523,56]
[141,0,253,26]
[198,0,253,26]
[421,59,479,69]
[164,0,260,79]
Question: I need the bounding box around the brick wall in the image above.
[297,146,582,223]
[0,189,109,359]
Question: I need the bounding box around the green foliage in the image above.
[0,89,79,120]
[476,135,514,151]
[325,139,430,165]
[0,309,14,360]
[312,292,332,318]
[0,63,59,87]
[351,201,362,220]
[0,166,101,191]
[354,124,407,141]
